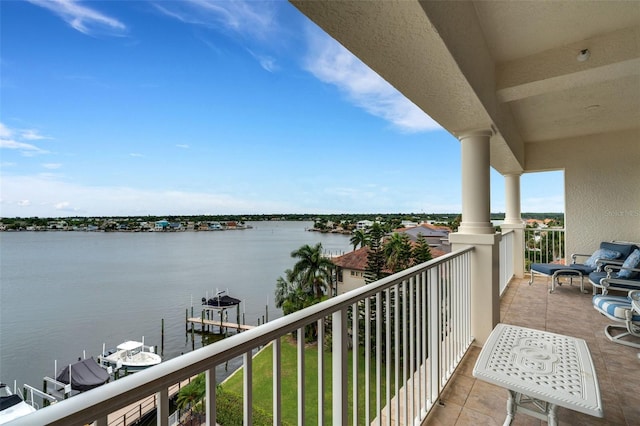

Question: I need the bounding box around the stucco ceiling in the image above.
[290,0,640,174]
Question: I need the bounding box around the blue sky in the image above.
[0,0,564,218]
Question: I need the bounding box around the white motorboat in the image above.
[99,339,161,373]
[0,383,36,424]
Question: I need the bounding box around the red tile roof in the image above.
[395,223,452,233]
[332,246,370,270]
[332,245,447,272]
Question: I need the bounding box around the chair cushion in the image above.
[618,248,640,279]
[584,248,622,268]
[531,263,584,276]
[569,263,596,274]
[589,271,607,286]
[593,295,640,321]
[600,242,637,260]
[531,263,564,275]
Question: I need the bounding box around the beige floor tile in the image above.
[422,401,462,426]
[455,407,501,426]
[422,276,636,426]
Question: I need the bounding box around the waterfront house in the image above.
[18,2,639,425]
[168,222,183,231]
[154,220,169,232]
[208,222,222,230]
[356,219,374,230]
[333,243,447,296]
[332,246,370,295]
[395,223,452,254]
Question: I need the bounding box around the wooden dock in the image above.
[107,376,193,426]
[187,317,255,331]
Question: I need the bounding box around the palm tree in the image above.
[275,268,322,341]
[290,243,335,298]
[274,269,315,315]
[176,374,205,423]
[384,232,412,273]
[350,229,368,251]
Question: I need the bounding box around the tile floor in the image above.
[423,276,640,426]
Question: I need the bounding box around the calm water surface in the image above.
[0,221,351,390]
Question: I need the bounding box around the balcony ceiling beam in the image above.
[496,26,640,103]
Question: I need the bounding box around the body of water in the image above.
[0,221,351,391]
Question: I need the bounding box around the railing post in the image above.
[156,389,168,426]
[428,267,439,402]
[206,367,216,426]
[273,338,282,425]
[317,318,325,426]
[94,417,107,426]
[243,351,253,425]
[297,327,305,426]
[332,307,348,425]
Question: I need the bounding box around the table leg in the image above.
[504,390,516,425]
[548,403,558,426]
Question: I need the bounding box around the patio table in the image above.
[473,323,603,425]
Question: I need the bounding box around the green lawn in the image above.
[220,335,394,425]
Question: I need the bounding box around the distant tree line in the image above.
[1,212,564,232]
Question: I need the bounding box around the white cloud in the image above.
[153,0,275,40]
[176,144,190,149]
[154,0,280,71]
[0,122,50,156]
[42,163,62,170]
[129,153,144,158]
[55,201,79,212]
[303,27,441,133]
[0,138,48,155]
[21,129,52,140]
[0,123,12,139]
[27,0,126,36]
[247,49,277,72]
[0,175,293,217]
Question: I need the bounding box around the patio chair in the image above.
[529,241,638,293]
[589,248,640,295]
[592,289,640,349]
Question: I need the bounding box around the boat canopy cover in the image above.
[56,357,110,392]
[202,295,241,307]
[116,341,144,351]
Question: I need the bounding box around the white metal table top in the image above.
[473,323,603,418]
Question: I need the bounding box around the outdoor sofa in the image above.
[529,241,639,293]
[589,246,640,295]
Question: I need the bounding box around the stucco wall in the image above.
[337,269,366,295]
[525,129,640,256]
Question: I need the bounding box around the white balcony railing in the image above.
[9,247,474,426]
[524,228,566,268]
[499,230,515,295]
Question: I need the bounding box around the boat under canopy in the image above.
[56,357,110,392]
[202,294,241,308]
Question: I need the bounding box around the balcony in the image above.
[12,247,475,426]
[425,275,640,425]
[9,235,639,425]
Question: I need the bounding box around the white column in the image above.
[458,129,495,235]
[502,174,526,278]
[504,174,522,225]
[450,128,500,345]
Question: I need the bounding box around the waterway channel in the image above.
[0,221,351,392]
